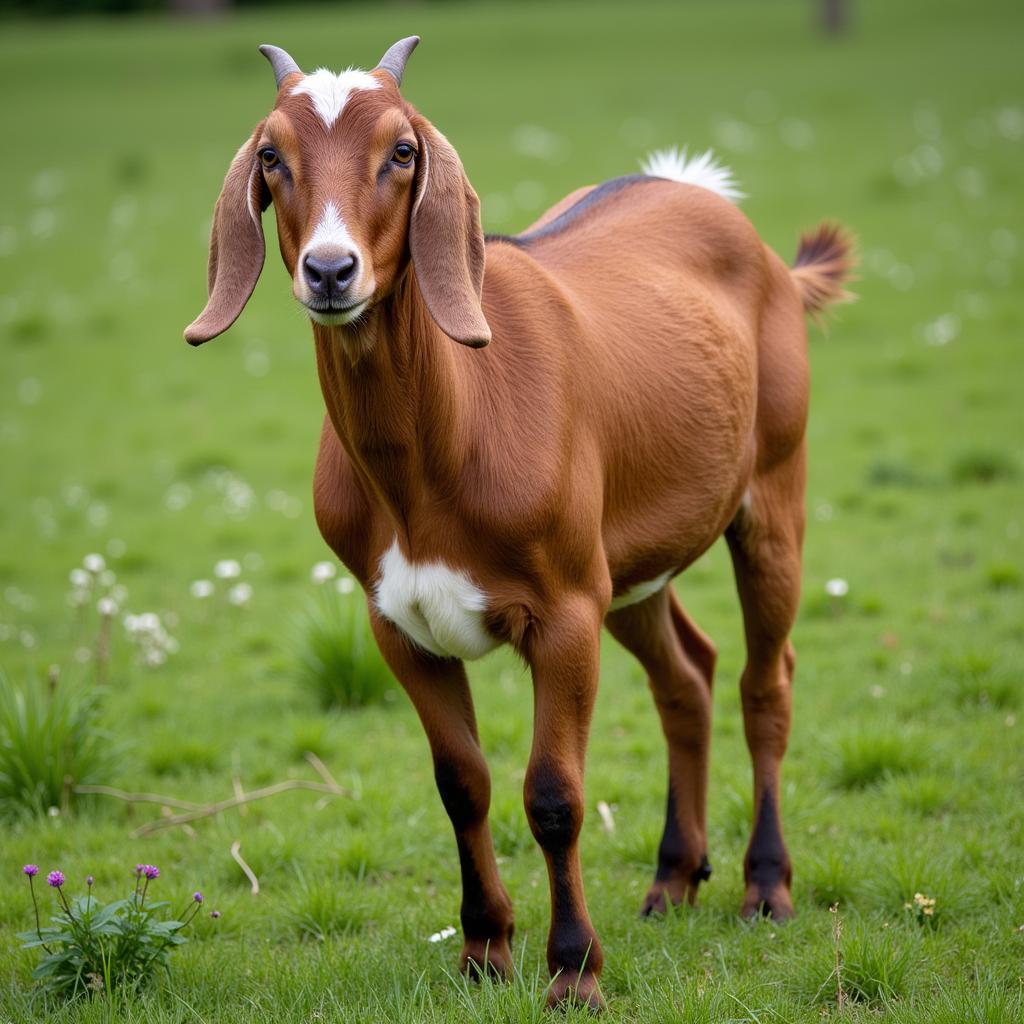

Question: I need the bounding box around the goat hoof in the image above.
[460,937,513,981]
[546,970,604,1012]
[640,856,712,916]
[639,881,684,917]
[741,884,794,921]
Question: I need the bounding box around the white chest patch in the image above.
[608,570,674,612]
[291,67,381,128]
[375,539,500,661]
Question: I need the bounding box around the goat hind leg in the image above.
[727,449,805,920]
[371,617,514,978]
[606,587,716,916]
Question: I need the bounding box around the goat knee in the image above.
[525,766,582,853]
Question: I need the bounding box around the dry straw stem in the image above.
[830,902,846,1012]
[74,752,349,836]
[230,841,259,895]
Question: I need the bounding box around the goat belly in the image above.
[374,538,501,660]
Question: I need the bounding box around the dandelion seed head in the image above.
[190,579,214,599]
[228,582,252,606]
[214,559,241,579]
[825,578,849,598]
[311,561,337,584]
[83,553,106,574]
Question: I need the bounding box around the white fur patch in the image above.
[375,538,500,661]
[641,146,745,203]
[608,570,674,612]
[308,201,357,253]
[291,67,381,128]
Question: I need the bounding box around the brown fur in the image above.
[185,54,856,1010]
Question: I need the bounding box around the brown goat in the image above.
[185,37,854,1010]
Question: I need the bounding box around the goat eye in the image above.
[392,143,415,166]
[259,147,279,169]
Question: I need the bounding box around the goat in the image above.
[184,37,855,1010]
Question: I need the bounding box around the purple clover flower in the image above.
[193,891,204,904]
[86,875,94,887]
[23,864,39,877]
[47,870,65,888]
[142,864,160,880]
[210,910,221,919]
[135,863,145,876]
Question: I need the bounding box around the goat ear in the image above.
[184,125,270,346]
[409,124,491,348]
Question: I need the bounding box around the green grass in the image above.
[2,0,1023,1020]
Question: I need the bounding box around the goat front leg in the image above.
[524,595,605,1010]
[371,616,515,978]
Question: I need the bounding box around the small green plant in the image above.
[904,891,939,928]
[18,863,217,999]
[295,577,395,709]
[0,669,122,819]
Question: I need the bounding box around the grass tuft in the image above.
[0,670,123,818]
[949,448,1018,485]
[830,733,923,790]
[294,593,396,710]
[284,870,373,942]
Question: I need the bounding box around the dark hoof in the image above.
[460,937,513,981]
[740,884,794,921]
[640,856,712,917]
[546,970,604,1011]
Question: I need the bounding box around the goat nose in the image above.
[303,252,358,297]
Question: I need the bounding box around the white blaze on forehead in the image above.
[291,67,381,128]
[307,201,357,253]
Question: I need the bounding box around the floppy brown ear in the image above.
[409,123,491,348]
[184,124,270,346]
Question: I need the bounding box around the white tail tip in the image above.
[640,146,745,203]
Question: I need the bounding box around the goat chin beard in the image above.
[306,299,370,327]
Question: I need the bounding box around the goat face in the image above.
[184,38,491,350]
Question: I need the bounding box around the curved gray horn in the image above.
[375,36,420,86]
[258,44,302,89]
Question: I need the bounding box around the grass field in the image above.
[2,0,1023,1019]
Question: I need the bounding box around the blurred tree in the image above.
[820,0,851,34]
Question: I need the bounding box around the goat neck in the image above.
[311,271,472,530]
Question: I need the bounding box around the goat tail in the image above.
[790,222,857,320]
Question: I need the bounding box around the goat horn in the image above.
[374,36,420,87]
[258,44,302,89]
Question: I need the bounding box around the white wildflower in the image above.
[69,568,90,588]
[228,582,253,606]
[427,926,457,943]
[311,561,337,584]
[190,579,215,599]
[97,596,118,617]
[214,559,241,579]
[336,577,356,595]
[83,553,106,574]
[825,578,849,598]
